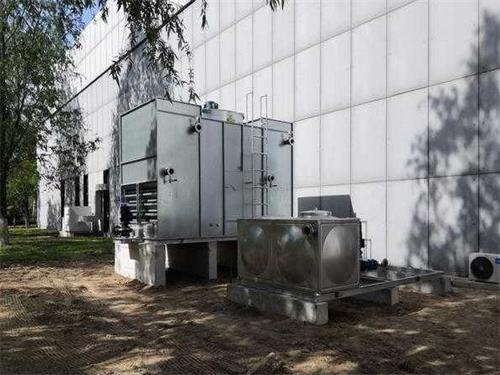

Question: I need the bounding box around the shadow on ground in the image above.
[1,261,498,374]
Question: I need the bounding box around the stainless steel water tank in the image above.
[237,215,361,294]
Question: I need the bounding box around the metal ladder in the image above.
[245,93,271,217]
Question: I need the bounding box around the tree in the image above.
[0,0,99,246]
[7,151,38,227]
[0,0,285,246]
[105,0,285,101]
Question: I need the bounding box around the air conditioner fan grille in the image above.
[470,256,494,280]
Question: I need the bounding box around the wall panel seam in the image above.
[426,0,430,268]
[349,0,353,198]
[319,0,323,196]
[385,0,388,260]
[477,0,481,252]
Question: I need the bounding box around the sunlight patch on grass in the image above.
[0,227,113,263]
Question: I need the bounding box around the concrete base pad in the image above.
[226,282,329,325]
[226,278,451,325]
[114,240,237,286]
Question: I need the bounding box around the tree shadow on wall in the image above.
[107,47,170,226]
[406,10,500,275]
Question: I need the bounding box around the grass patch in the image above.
[0,227,113,264]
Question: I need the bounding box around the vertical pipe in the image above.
[198,117,202,237]
[136,183,140,224]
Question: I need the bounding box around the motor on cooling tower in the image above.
[114,202,134,237]
[360,258,384,271]
[354,213,383,271]
[358,225,382,271]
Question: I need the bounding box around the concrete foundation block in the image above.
[114,240,166,286]
[139,242,166,286]
[226,282,329,325]
[407,277,453,296]
[114,241,138,280]
[353,288,400,305]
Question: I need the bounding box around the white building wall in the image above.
[38,0,500,274]
[184,0,500,274]
[38,1,164,230]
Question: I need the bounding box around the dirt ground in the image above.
[1,260,499,374]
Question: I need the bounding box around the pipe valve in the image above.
[266,174,277,187]
[190,117,202,133]
[303,224,315,237]
[160,167,177,183]
[282,133,294,146]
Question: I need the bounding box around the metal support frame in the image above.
[227,265,449,325]
[235,266,446,303]
[114,236,237,245]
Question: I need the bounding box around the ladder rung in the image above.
[250,108,270,219]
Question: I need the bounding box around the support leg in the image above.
[207,241,218,280]
[138,242,166,286]
[428,277,452,296]
[114,240,137,280]
[114,240,166,286]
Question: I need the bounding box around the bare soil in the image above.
[1,260,499,374]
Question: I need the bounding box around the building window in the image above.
[103,169,109,185]
[74,176,80,206]
[60,180,65,218]
[83,174,89,206]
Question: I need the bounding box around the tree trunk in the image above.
[0,162,7,248]
[0,214,8,247]
[0,175,8,245]
[23,196,29,228]
[0,161,9,246]
[0,12,8,247]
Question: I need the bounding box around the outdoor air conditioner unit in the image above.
[468,253,500,283]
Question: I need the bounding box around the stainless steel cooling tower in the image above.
[119,99,293,241]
